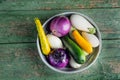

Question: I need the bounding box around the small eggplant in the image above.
[70,14,96,34]
[69,56,81,68]
[47,34,63,49]
[50,16,71,37]
[82,32,100,47]
[48,48,69,68]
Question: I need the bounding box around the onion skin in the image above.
[50,16,71,37]
[48,48,69,68]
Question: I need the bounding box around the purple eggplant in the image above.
[48,48,69,68]
[50,16,71,37]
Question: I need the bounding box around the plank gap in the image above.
[0,42,36,45]
[0,6,120,11]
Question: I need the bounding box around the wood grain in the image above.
[0,40,120,80]
[0,0,120,10]
[0,0,120,80]
[0,8,120,43]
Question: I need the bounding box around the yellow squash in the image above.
[72,29,93,54]
[34,18,51,55]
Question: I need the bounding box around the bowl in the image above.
[37,12,102,74]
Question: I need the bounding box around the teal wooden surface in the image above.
[0,0,120,10]
[0,40,120,80]
[0,0,120,80]
[0,9,120,43]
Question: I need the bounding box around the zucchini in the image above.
[62,36,86,64]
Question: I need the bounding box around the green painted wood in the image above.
[0,0,120,10]
[0,0,120,80]
[0,40,120,80]
[0,8,120,43]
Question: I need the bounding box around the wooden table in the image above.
[0,0,120,80]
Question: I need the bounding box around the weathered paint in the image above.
[0,0,120,80]
[0,40,120,80]
[0,9,120,43]
[0,0,120,10]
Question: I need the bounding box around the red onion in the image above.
[50,16,71,37]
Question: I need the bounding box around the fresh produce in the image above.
[83,50,89,56]
[72,30,93,54]
[48,48,69,68]
[47,34,63,49]
[62,36,86,64]
[50,16,71,37]
[35,13,100,70]
[34,18,51,55]
[82,32,100,47]
[70,14,96,33]
[69,56,81,68]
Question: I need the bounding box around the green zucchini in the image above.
[62,36,86,64]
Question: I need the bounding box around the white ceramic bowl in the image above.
[37,12,102,74]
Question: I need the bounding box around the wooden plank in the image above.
[0,9,120,43]
[0,0,120,10]
[0,40,120,80]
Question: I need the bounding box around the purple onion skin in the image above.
[50,16,71,37]
[48,48,69,68]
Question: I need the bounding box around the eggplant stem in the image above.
[88,28,96,34]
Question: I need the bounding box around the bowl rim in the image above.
[36,12,102,74]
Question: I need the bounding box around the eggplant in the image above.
[48,48,69,68]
